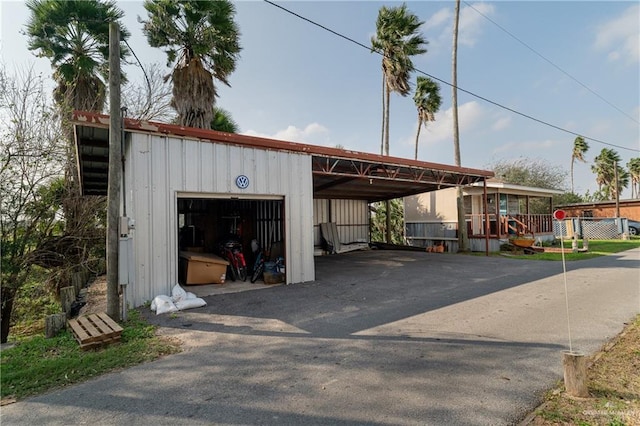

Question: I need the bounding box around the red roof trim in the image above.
[72,110,494,178]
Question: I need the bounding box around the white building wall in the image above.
[404,188,458,223]
[124,132,315,307]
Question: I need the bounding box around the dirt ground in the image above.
[78,276,107,316]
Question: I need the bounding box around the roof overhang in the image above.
[465,179,564,197]
[72,111,494,201]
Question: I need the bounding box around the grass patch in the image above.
[9,268,61,340]
[505,239,640,261]
[528,315,640,425]
[1,309,181,401]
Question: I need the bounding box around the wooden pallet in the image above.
[68,313,123,350]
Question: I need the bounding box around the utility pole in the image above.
[107,21,122,320]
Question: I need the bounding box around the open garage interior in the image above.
[177,196,285,285]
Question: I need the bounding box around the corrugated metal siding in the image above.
[313,199,369,248]
[331,199,369,243]
[125,134,314,307]
[313,199,330,246]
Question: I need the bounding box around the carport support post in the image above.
[106,22,122,321]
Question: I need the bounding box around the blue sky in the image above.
[2,1,639,196]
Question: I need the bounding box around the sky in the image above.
[1,0,639,197]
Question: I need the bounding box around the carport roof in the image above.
[73,111,493,202]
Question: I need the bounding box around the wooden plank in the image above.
[96,312,123,333]
[78,335,121,350]
[76,315,102,343]
[60,286,76,318]
[90,314,121,338]
[68,318,91,342]
[68,312,123,350]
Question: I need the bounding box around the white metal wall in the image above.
[124,132,315,307]
[313,199,369,247]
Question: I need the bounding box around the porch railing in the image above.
[466,213,554,237]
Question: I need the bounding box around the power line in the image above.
[262,0,639,154]
[463,1,639,126]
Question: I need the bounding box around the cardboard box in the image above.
[263,271,285,285]
[180,251,228,285]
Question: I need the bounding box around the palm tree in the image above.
[26,0,129,112]
[371,4,427,157]
[627,158,640,198]
[371,4,426,243]
[142,0,241,129]
[570,136,589,194]
[26,0,129,321]
[211,106,239,133]
[451,0,469,251]
[413,76,441,160]
[591,148,629,200]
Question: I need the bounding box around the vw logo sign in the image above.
[235,175,249,189]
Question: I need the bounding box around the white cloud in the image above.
[413,101,485,146]
[242,122,331,146]
[491,116,511,131]
[493,139,557,155]
[594,4,640,63]
[424,8,451,31]
[458,3,495,47]
[409,103,513,161]
[425,3,495,54]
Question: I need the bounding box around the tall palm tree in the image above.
[26,0,129,320]
[591,148,629,200]
[451,0,469,251]
[371,4,426,243]
[371,4,427,157]
[570,136,589,194]
[142,0,241,129]
[26,0,129,112]
[627,157,640,198]
[413,76,441,160]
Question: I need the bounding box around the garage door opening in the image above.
[177,196,285,286]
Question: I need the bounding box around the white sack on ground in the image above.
[150,284,207,315]
[151,295,178,315]
[175,298,206,310]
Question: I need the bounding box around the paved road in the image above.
[2,248,639,425]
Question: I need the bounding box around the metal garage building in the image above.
[73,112,493,307]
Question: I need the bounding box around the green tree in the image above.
[25,0,129,112]
[451,0,469,252]
[371,4,426,244]
[570,136,589,194]
[142,0,242,129]
[1,66,66,343]
[413,76,441,160]
[370,199,405,244]
[591,148,629,200]
[211,106,239,133]
[627,157,640,198]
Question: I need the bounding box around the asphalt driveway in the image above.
[2,248,639,425]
